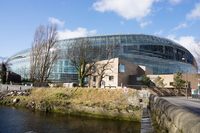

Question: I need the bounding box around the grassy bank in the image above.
[0,87,141,121]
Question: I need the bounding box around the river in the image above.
[0,106,140,133]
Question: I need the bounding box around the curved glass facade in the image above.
[8,34,198,82]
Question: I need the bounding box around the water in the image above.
[0,106,140,133]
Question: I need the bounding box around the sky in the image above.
[0,0,200,59]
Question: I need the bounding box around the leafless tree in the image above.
[17,66,29,80]
[67,38,116,87]
[0,61,9,84]
[30,24,58,83]
[67,38,96,87]
[92,59,114,88]
[91,45,116,88]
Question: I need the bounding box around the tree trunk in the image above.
[79,77,84,87]
[96,76,102,88]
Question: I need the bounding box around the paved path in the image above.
[162,97,200,116]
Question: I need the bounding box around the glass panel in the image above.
[119,64,125,72]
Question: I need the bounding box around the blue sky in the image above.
[0,0,200,58]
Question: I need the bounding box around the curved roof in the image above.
[8,34,196,65]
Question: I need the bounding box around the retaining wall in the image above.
[149,95,200,133]
[0,84,32,91]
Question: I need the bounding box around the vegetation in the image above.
[0,62,9,84]
[30,23,58,83]
[0,87,141,121]
[66,39,95,87]
[67,38,116,87]
[141,75,151,87]
[173,72,186,94]
[154,76,166,89]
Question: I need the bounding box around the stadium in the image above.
[7,34,198,83]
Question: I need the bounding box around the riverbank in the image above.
[0,87,142,121]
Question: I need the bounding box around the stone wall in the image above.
[0,84,32,92]
[149,95,200,133]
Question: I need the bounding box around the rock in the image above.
[13,98,20,103]
[26,101,35,110]
[17,92,23,95]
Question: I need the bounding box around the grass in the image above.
[1,87,142,121]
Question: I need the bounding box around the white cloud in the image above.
[58,27,97,40]
[172,23,188,31]
[93,0,158,20]
[169,0,182,5]
[48,17,65,27]
[167,35,200,68]
[187,3,200,20]
[139,20,152,28]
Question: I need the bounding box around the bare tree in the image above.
[30,24,58,83]
[91,45,116,88]
[17,66,29,81]
[67,38,96,87]
[0,61,10,84]
[67,38,116,87]
[92,59,113,88]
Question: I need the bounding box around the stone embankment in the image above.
[0,84,32,92]
[149,95,200,133]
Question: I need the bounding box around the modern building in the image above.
[148,74,198,91]
[88,58,152,88]
[7,34,198,83]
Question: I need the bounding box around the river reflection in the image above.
[0,106,140,133]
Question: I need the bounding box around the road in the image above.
[162,97,200,116]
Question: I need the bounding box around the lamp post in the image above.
[182,57,188,99]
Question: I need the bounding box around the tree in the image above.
[173,72,186,94]
[91,44,116,88]
[154,76,166,89]
[92,59,113,88]
[67,38,96,87]
[67,38,116,87]
[30,24,58,83]
[141,75,151,87]
[17,66,29,81]
[0,61,9,84]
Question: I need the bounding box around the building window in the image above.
[170,82,174,86]
[109,76,114,81]
[119,64,125,72]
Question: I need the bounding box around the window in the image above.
[119,64,125,72]
[140,45,163,53]
[109,76,114,81]
[123,45,138,53]
[165,46,174,59]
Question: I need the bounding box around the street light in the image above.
[182,57,188,99]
